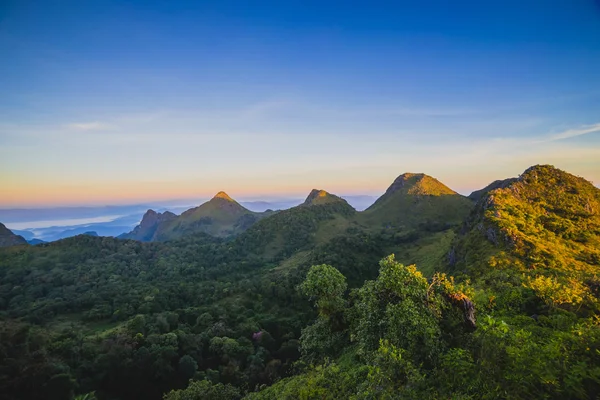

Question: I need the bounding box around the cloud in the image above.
[66,122,116,131]
[546,123,600,142]
[385,106,476,117]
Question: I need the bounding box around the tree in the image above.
[178,355,198,380]
[163,380,240,400]
[299,264,347,317]
[350,255,443,364]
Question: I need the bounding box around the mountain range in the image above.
[1,165,599,399]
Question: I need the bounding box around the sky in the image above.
[1,0,600,207]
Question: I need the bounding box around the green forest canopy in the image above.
[1,165,599,400]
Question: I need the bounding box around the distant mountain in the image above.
[27,238,46,245]
[467,177,518,202]
[303,189,350,206]
[240,199,303,212]
[340,195,379,211]
[361,172,473,231]
[142,192,273,241]
[119,210,177,242]
[450,165,600,308]
[0,222,28,247]
[232,189,356,261]
[10,229,35,240]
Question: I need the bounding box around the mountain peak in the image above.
[143,209,158,217]
[303,189,331,205]
[384,173,456,197]
[213,191,235,201]
[119,209,177,242]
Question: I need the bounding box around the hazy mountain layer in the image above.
[0,222,27,247]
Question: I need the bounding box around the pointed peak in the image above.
[139,209,176,227]
[385,173,456,196]
[308,189,329,198]
[303,189,346,206]
[212,191,235,201]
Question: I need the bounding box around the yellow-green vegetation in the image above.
[303,189,349,206]
[452,165,600,312]
[2,165,599,400]
[360,173,473,230]
[245,252,600,400]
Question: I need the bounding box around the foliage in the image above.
[299,264,347,317]
[163,379,241,400]
[1,165,600,399]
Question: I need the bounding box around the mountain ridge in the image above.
[0,222,28,247]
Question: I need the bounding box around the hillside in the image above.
[2,166,600,400]
[151,192,270,240]
[0,222,27,247]
[450,165,600,311]
[119,209,177,241]
[232,189,357,262]
[302,189,348,206]
[467,177,518,202]
[236,166,600,400]
[360,173,473,231]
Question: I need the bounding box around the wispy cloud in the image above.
[546,123,600,142]
[384,106,477,117]
[66,122,116,131]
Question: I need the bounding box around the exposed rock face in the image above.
[0,223,28,247]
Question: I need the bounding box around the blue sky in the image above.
[1,0,600,206]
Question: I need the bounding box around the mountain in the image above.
[27,238,46,245]
[2,165,600,400]
[361,172,473,231]
[119,209,177,242]
[232,189,357,261]
[450,165,600,309]
[467,177,518,202]
[152,192,271,241]
[303,189,350,206]
[0,222,28,247]
[11,229,35,240]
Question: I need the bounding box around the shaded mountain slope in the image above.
[126,192,272,241]
[119,209,177,241]
[0,222,28,247]
[232,189,356,261]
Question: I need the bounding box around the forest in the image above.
[1,165,599,399]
